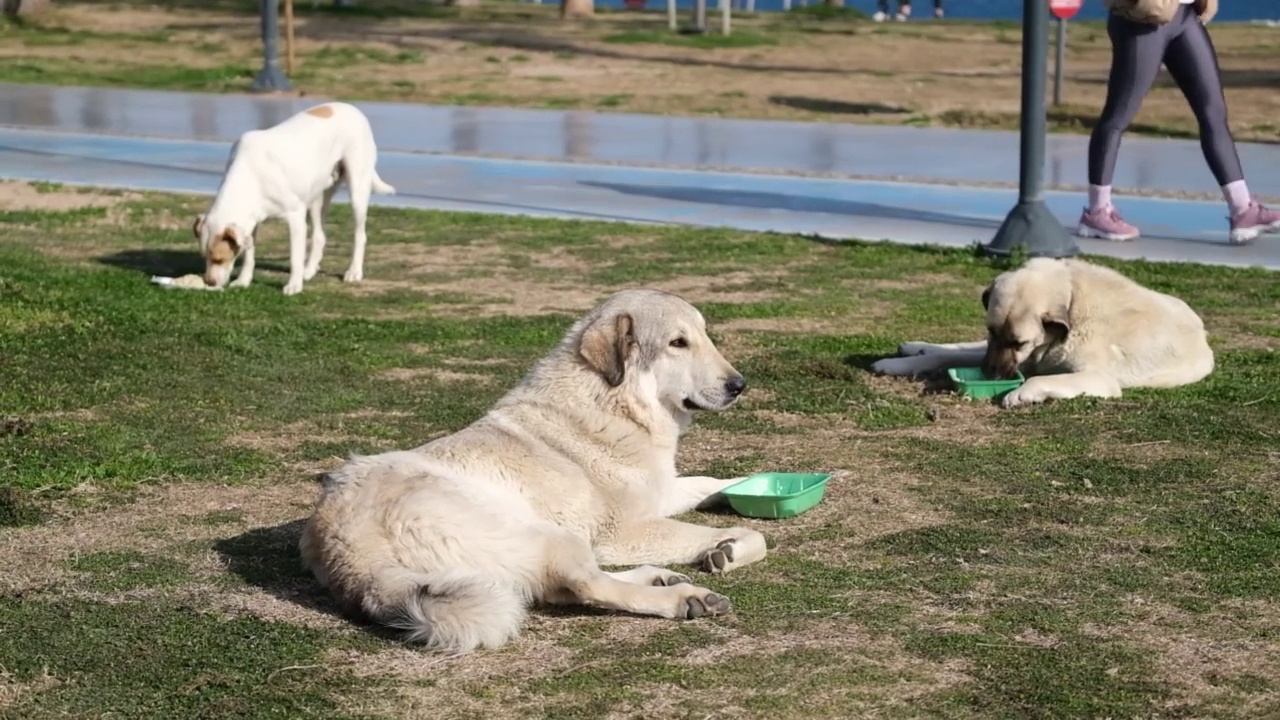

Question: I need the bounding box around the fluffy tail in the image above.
[376,570,526,653]
[371,170,396,196]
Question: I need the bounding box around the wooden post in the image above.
[719,0,729,34]
[667,0,676,30]
[284,0,295,75]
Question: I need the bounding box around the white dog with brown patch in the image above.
[871,258,1214,408]
[192,102,395,295]
[300,289,765,653]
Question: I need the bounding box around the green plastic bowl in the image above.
[947,366,1025,401]
[720,472,833,519]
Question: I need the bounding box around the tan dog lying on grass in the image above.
[872,258,1215,408]
[301,289,764,652]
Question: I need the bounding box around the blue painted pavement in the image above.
[4,126,1277,270]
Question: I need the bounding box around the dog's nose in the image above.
[203,275,218,287]
[725,375,747,398]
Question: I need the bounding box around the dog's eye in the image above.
[669,337,688,349]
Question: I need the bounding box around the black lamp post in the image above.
[251,0,292,93]
[983,0,1079,258]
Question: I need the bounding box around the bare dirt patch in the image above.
[655,271,791,305]
[679,420,951,556]
[0,181,126,212]
[225,409,414,455]
[1088,601,1280,716]
[718,301,895,337]
[0,669,60,712]
[858,274,973,293]
[377,367,494,384]
[0,480,316,595]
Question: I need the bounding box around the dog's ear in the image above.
[207,228,241,264]
[580,312,635,388]
[192,214,206,239]
[1041,306,1070,343]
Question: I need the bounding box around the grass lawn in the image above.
[2,180,1280,718]
[1,1,1278,143]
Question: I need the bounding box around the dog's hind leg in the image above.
[898,340,988,356]
[303,183,338,281]
[542,531,731,620]
[342,164,373,284]
[871,348,985,377]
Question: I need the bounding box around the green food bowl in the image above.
[947,366,1025,401]
[720,472,833,519]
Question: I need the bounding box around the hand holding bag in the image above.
[1104,0,1182,24]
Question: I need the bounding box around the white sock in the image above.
[1088,185,1112,212]
[1223,180,1252,216]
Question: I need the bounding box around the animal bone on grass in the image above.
[150,274,221,291]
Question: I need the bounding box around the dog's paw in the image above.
[871,357,918,377]
[699,539,740,575]
[897,341,934,356]
[678,588,732,619]
[303,266,320,281]
[230,278,253,289]
[282,279,304,296]
[342,268,363,283]
[625,565,692,587]
[653,571,692,587]
[1000,384,1045,409]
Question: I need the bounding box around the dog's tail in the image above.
[375,569,526,653]
[370,170,396,196]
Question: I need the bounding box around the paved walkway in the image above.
[1,84,1279,269]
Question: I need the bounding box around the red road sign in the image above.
[1049,0,1083,20]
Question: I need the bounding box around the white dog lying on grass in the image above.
[301,289,763,652]
[192,102,396,295]
[872,258,1215,408]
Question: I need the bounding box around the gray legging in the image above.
[1088,4,1243,187]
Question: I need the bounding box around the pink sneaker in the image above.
[1076,206,1140,242]
[1228,198,1280,244]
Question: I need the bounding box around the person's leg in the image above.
[896,1,911,20]
[1078,14,1168,241]
[933,0,943,18]
[1162,7,1280,242]
[874,0,889,21]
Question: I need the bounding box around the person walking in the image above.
[1079,0,1279,244]
[873,0,943,21]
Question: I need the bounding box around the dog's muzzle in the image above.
[982,352,1020,380]
[682,375,747,411]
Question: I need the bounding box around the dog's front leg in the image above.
[282,209,308,296]
[659,475,747,516]
[1001,371,1122,408]
[595,519,767,575]
[542,530,732,621]
[231,245,256,288]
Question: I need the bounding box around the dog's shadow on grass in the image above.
[97,249,288,278]
[213,518,361,625]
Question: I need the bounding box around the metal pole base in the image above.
[251,64,292,93]
[983,199,1079,258]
